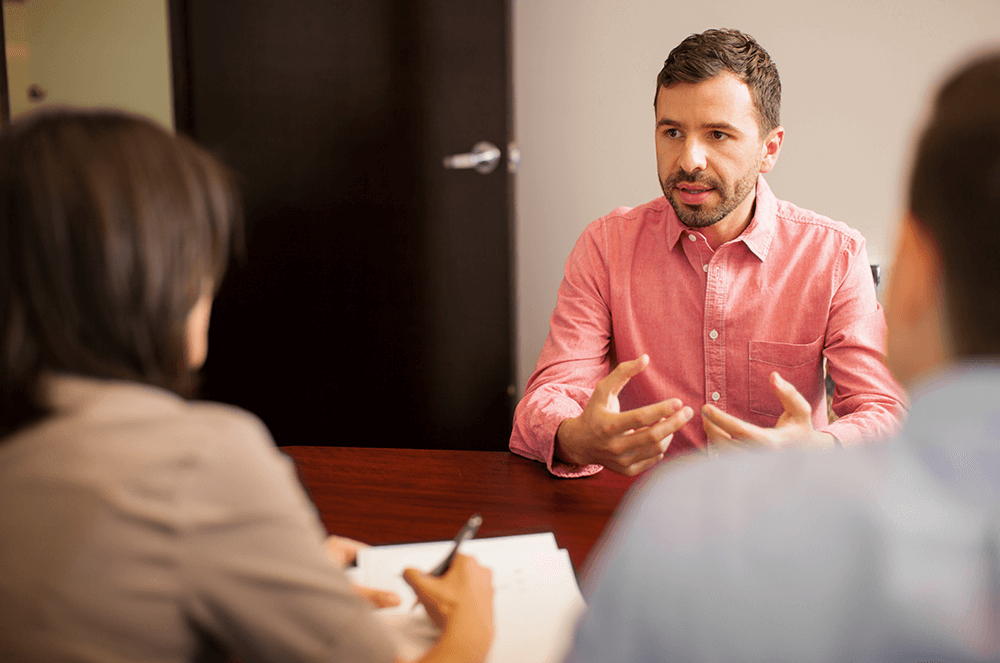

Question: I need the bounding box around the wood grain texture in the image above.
[283,446,640,570]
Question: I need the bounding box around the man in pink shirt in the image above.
[510,28,906,477]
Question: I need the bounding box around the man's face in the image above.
[655,73,777,229]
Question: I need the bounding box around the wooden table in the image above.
[282,446,640,570]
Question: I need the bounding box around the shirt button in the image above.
[688,233,697,242]
[711,391,720,402]
[709,329,718,340]
[702,264,709,272]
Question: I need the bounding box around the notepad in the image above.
[351,533,586,663]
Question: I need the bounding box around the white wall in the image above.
[513,0,1000,393]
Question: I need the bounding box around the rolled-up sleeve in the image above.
[820,239,907,445]
[510,221,613,477]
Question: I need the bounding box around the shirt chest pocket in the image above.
[748,336,824,420]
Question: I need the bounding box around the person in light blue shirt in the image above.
[566,52,1000,663]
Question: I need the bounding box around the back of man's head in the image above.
[909,52,1000,357]
[654,28,781,136]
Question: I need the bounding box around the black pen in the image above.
[429,513,482,576]
[411,513,482,609]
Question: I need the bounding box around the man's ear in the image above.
[758,126,784,174]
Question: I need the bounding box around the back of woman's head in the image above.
[0,108,242,435]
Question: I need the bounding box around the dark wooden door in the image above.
[170,0,514,450]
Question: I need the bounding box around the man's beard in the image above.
[660,167,758,229]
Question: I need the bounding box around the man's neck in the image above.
[699,190,757,250]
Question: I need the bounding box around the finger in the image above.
[701,404,765,442]
[609,405,692,456]
[611,451,667,477]
[352,585,401,609]
[603,407,694,474]
[597,354,650,400]
[770,372,813,422]
[645,405,694,441]
[402,567,431,596]
[611,397,685,433]
[701,411,734,443]
[402,568,437,609]
[702,412,754,457]
[578,395,682,443]
[608,432,670,471]
[597,429,668,475]
[402,568,446,627]
[324,535,368,566]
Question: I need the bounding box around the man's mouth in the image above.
[676,183,714,205]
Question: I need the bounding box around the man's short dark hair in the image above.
[654,28,781,137]
[909,52,1000,357]
[0,109,243,435]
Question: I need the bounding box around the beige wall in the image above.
[4,0,172,128]
[513,0,1000,393]
[7,1,998,398]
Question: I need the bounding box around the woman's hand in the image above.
[404,554,495,662]
[325,535,401,609]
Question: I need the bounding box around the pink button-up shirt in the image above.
[511,177,907,477]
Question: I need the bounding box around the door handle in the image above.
[443,141,502,174]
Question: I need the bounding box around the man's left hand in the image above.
[701,371,836,452]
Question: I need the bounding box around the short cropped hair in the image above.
[0,109,242,436]
[909,53,1000,357]
[654,28,781,137]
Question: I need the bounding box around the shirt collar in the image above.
[740,176,777,261]
[665,175,777,261]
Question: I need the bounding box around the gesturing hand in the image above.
[555,354,693,476]
[701,371,835,452]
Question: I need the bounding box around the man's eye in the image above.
[711,131,728,140]
[664,128,680,138]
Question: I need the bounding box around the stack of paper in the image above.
[351,532,586,663]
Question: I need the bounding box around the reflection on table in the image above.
[283,446,640,570]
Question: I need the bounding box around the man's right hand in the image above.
[555,355,692,476]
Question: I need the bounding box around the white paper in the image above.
[354,533,585,663]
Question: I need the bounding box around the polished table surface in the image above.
[282,446,641,570]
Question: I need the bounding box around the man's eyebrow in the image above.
[703,121,742,134]
[655,118,743,134]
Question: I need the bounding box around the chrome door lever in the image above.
[443,141,502,174]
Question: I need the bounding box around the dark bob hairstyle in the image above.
[0,108,242,436]
[908,52,1000,358]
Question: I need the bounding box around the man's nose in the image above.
[678,138,707,173]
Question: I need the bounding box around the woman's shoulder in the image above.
[10,375,300,523]
[44,374,272,441]
[8,375,279,478]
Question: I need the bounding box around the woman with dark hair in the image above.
[0,109,493,663]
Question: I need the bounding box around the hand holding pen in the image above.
[431,514,482,575]
[410,513,483,609]
[402,535,495,659]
